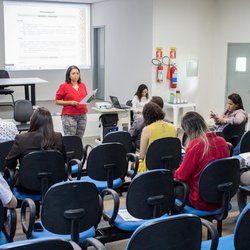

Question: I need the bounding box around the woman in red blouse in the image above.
[55,65,88,138]
[175,111,230,212]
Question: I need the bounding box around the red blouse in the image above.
[55,82,88,115]
[175,133,230,212]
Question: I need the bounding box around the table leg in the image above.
[24,85,30,100]
[31,84,36,106]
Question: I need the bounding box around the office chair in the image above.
[14,100,33,133]
[0,70,15,108]
[0,201,16,245]
[203,202,250,250]
[21,181,103,246]
[239,130,250,153]
[98,169,188,244]
[222,122,246,147]
[126,214,218,250]
[0,238,83,250]
[76,143,137,192]
[175,157,240,236]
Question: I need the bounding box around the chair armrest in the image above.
[3,208,17,242]
[68,158,82,180]
[126,153,139,179]
[82,237,106,250]
[174,179,189,212]
[201,218,219,250]
[100,188,120,225]
[21,198,36,239]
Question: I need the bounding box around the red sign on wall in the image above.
[170,47,176,59]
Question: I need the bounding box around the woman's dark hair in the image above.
[228,93,244,110]
[135,84,149,101]
[65,65,81,83]
[29,107,56,149]
[143,102,165,125]
[151,96,164,109]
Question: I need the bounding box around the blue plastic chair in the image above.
[126,214,218,250]
[202,203,250,250]
[21,181,103,245]
[176,157,240,236]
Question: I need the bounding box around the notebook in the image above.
[110,96,130,109]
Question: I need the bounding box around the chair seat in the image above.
[202,234,234,250]
[106,208,169,231]
[78,176,123,191]
[0,89,14,94]
[13,187,42,201]
[175,199,232,216]
[16,124,30,132]
[31,221,95,242]
[0,231,8,246]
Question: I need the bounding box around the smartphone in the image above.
[34,222,44,232]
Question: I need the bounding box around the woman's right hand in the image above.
[70,101,79,106]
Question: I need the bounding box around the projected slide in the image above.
[4,1,90,70]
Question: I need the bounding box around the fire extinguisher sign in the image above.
[170,47,176,59]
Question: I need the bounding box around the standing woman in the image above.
[55,65,88,139]
[132,84,150,116]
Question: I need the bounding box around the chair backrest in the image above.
[103,131,134,153]
[18,150,66,196]
[0,140,14,172]
[126,100,132,107]
[14,100,33,123]
[126,214,202,250]
[146,137,181,171]
[0,70,10,79]
[234,203,250,250]
[62,135,84,161]
[41,181,102,237]
[0,238,82,250]
[86,143,128,188]
[199,157,240,203]
[222,122,246,147]
[239,130,250,154]
[126,169,175,219]
[0,201,5,232]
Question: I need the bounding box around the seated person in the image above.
[132,84,150,118]
[5,107,65,193]
[138,102,176,173]
[175,112,230,211]
[129,96,164,151]
[237,170,250,212]
[0,174,17,208]
[210,93,247,132]
[0,118,18,143]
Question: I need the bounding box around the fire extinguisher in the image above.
[157,63,163,82]
[170,64,177,88]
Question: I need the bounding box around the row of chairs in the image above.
[0,159,244,249]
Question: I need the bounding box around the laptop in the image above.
[110,96,130,109]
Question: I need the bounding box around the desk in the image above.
[92,107,131,141]
[0,78,48,106]
[164,102,196,129]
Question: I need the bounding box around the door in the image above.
[93,26,105,100]
[226,43,250,114]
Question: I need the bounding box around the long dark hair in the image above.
[65,65,81,83]
[135,84,149,101]
[228,93,244,110]
[29,107,56,149]
[143,102,165,126]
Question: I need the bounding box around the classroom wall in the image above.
[92,0,153,104]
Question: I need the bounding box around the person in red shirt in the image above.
[55,65,88,139]
[175,111,230,212]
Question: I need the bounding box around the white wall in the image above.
[92,0,153,104]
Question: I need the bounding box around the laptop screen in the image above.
[110,96,121,108]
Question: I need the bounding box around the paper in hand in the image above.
[80,89,98,104]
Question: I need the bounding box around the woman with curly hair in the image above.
[138,102,176,172]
